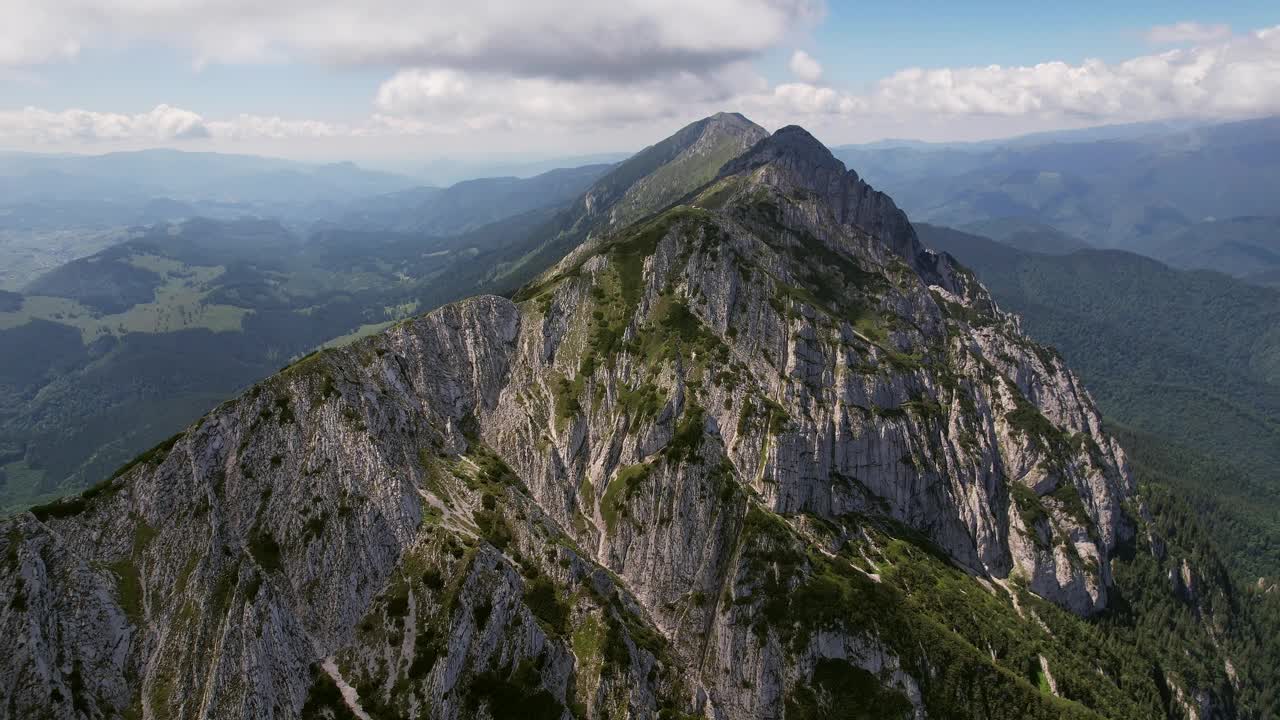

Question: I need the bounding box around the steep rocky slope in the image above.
[1,121,1257,719]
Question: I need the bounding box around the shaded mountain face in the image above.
[0,120,1261,719]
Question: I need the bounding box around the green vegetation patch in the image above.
[249,529,283,573]
[785,659,914,720]
[733,508,1128,718]
[523,576,570,636]
[601,463,652,533]
[300,664,358,720]
[665,405,706,463]
[1049,482,1093,532]
[109,558,144,625]
[475,504,514,552]
[1008,482,1049,546]
[466,658,564,720]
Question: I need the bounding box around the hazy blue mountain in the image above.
[835,118,1208,153]
[0,149,418,231]
[0,154,609,292]
[958,217,1092,254]
[1147,215,1280,283]
[325,163,613,236]
[413,150,632,185]
[835,117,1280,266]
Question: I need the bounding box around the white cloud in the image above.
[0,104,209,143]
[788,50,823,82]
[1146,21,1232,46]
[373,65,765,130]
[0,105,373,144]
[207,115,350,140]
[870,25,1280,121]
[4,23,1280,152]
[370,24,1280,137]
[0,0,823,79]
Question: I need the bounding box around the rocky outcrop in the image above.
[1,120,1148,719]
[504,126,1131,619]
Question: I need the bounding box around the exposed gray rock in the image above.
[0,122,1147,720]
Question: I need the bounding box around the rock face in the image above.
[1,120,1151,719]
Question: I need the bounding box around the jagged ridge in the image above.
[1,118,1251,720]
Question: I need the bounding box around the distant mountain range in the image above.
[836,116,1280,284]
[0,149,419,230]
[7,113,1277,720]
[320,163,613,236]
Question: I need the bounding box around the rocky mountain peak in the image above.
[577,113,768,229]
[722,123,845,177]
[719,123,943,288]
[0,116,1166,720]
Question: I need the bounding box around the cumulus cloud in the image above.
[373,65,762,130]
[788,50,823,82]
[871,25,1280,121]
[0,105,371,144]
[5,22,1280,150]
[1,0,822,80]
[1146,21,1232,46]
[0,104,209,143]
[368,24,1280,136]
[206,115,350,140]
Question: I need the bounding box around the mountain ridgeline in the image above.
[3,118,1274,719]
[0,113,763,513]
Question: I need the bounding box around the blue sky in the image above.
[810,1,1280,85]
[1,1,1278,167]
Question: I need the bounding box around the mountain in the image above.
[393,111,771,307]
[0,149,425,294]
[0,149,418,231]
[959,218,1093,255]
[4,118,1275,719]
[325,163,613,236]
[917,223,1280,578]
[1147,216,1280,285]
[0,114,768,513]
[0,149,414,207]
[413,152,633,186]
[832,116,1280,266]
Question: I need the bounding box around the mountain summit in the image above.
[0,116,1251,719]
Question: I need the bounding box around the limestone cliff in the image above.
[1,121,1240,720]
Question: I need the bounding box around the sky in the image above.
[1,1,1278,170]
